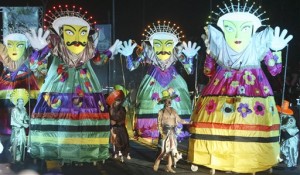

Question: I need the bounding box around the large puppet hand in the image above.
[270,26,293,51]
[118,39,137,56]
[108,39,122,55]
[25,28,50,51]
[182,41,200,58]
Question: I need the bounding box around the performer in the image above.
[0,27,47,135]
[9,89,30,163]
[25,4,121,163]
[188,0,293,173]
[118,20,200,140]
[153,89,187,173]
[277,100,299,170]
[106,89,131,162]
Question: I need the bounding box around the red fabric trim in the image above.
[192,122,280,131]
[32,112,109,120]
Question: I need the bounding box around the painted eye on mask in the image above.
[224,26,234,32]
[17,44,25,48]
[242,26,251,32]
[80,31,87,36]
[154,43,161,47]
[65,30,74,36]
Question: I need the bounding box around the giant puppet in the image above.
[118,20,200,140]
[25,5,121,164]
[0,25,47,135]
[188,0,293,174]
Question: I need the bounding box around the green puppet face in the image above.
[7,40,26,61]
[153,39,174,61]
[62,25,89,54]
[223,20,254,52]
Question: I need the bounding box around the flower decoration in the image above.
[230,81,239,88]
[243,71,256,85]
[238,86,246,95]
[84,81,93,92]
[98,100,105,111]
[221,103,235,116]
[50,97,62,109]
[224,71,232,79]
[75,85,84,97]
[263,86,270,95]
[237,103,252,118]
[213,78,220,86]
[151,92,160,101]
[254,101,265,116]
[205,99,217,115]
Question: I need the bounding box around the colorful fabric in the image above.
[29,38,111,163]
[133,42,193,140]
[188,25,281,173]
[0,43,42,135]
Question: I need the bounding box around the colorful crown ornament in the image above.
[207,0,269,32]
[10,88,29,106]
[3,22,30,47]
[142,20,185,46]
[43,4,97,35]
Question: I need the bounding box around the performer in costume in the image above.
[277,100,299,170]
[106,89,131,162]
[25,5,122,163]
[0,27,47,135]
[188,0,293,173]
[118,20,200,140]
[9,89,30,163]
[153,89,187,173]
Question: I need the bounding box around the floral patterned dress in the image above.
[29,34,112,163]
[132,42,193,140]
[188,25,281,173]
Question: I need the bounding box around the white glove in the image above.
[182,41,200,58]
[270,26,293,51]
[118,39,137,56]
[108,39,122,55]
[25,28,50,51]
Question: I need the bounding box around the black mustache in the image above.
[66,41,87,46]
[156,51,171,55]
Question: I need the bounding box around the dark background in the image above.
[0,0,299,95]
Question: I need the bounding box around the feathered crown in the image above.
[44,4,97,35]
[142,20,185,46]
[208,0,269,32]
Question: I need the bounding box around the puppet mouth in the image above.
[235,41,242,44]
[13,53,17,55]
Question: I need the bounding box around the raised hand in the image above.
[25,28,50,51]
[182,41,200,58]
[270,26,293,51]
[108,39,122,55]
[118,39,137,56]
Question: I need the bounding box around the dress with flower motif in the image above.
[29,34,111,163]
[133,42,193,140]
[188,25,281,173]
